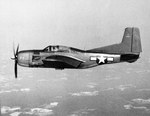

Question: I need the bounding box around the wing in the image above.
[42,55,85,68]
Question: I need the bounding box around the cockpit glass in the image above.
[44,46,69,52]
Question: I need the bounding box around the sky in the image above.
[0,0,150,54]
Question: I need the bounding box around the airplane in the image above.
[11,27,142,78]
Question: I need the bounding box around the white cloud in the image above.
[132,98,150,105]
[101,88,114,91]
[1,106,21,114]
[104,77,120,81]
[116,84,136,91]
[69,108,96,116]
[87,85,95,88]
[133,106,149,111]
[20,88,30,92]
[124,97,150,114]
[2,102,57,115]
[0,90,12,94]
[86,83,97,89]
[70,91,98,97]
[50,102,58,107]
[31,108,52,113]
[10,112,22,116]
[124,104,132,110]
[124,104,150,111]
[44,102,59,109]
[24,108,53,116]
[0,88,30,94]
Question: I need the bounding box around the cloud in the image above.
[101,88,114,91]
[0,88,30,94]
[24,108,53,116]
[10,112,22,116]
[0,90,12,94]
[124,98,150,114]
[132,98,150,105]
[137,89,150,92]
[104,77,120,81]
[87,85,95,88]
[2,105,55,116]
[20,88,30,92]
[44,102,59,109]
[133,106,149,111]
[86,82,97,89]
[70,91,98,97]
[2,101,58,116]
[124,104,150,112]
[124,104,132,110]
[116,84,136,91]
[69,108,96,116]
[1,106,21,114]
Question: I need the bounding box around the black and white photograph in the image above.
[0,0,150,116]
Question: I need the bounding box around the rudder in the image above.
[121,27,142,54]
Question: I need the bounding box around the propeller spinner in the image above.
[11,45,19,78]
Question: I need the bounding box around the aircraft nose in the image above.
[17,52,32,67]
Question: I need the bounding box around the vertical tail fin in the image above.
[121,27,142,54]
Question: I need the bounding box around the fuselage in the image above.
[17,45,139,69]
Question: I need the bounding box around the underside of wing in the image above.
[42,55,85,68]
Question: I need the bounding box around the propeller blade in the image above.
[15,60,17,78]
[16,44,19,57]
[12,43,19,78]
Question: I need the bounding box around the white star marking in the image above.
[97,56,106,64]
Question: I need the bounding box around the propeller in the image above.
[11,44,19,78]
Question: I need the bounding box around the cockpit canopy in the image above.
[43,45,70,52]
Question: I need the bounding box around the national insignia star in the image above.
[97,56,106,64]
